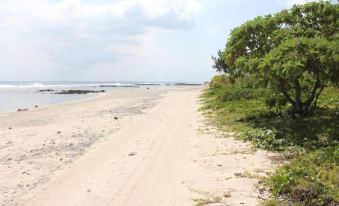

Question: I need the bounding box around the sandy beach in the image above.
[0,86,275,206]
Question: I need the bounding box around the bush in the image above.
[209,75,229,89]
[220,89,256,101]
[219,87,269,102]
[267,147,339,206]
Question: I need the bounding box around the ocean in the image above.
[0,81,202,113]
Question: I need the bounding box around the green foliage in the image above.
[217,1,339,115]
[209,75,229,89]
[265,93,288,113]
[242,128,290,151]
[220,87,267,101]
[259,38,338,113]
[267,147,339,206]
[211,50,229,73]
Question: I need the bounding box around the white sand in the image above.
[0,86,276,206]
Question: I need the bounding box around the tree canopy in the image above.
[213,1,338,115]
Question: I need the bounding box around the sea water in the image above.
[0,81,202,113]
[0,81,132,113]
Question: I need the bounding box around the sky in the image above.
[0,0,329,82]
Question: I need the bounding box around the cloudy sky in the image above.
[0,0,325,82]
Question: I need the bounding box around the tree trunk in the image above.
[302,79,320,114]
[294,79,303,114]
[279,79,321,116]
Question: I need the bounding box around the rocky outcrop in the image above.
[55,90,105,94]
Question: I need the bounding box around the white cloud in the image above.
[136,0,201,20]
[0,0,201,80]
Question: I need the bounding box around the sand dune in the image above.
[0,87,274,206]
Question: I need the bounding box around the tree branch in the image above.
[281,90,296,106]
[313,85,325,108]
[278,78,296,106]
[304,78,320,106]
[294,78,302,107]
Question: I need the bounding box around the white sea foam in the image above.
[0,82,47,88]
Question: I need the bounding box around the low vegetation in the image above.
[201,75,339,205]
[266,147,339,206]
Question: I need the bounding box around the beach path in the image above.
[29,88,200,206]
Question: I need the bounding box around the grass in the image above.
[200,84,339,206]
[200,85,270,132]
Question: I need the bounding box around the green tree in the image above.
[214,1,338,115]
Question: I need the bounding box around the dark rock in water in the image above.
[34,105,38,108]
[17,108,28,112]
[38,89,54,92]
[55,90,105,94]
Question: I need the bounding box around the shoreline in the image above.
[0,85,203,115]
[0,86,156,116]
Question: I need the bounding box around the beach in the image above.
[0,86,275,206]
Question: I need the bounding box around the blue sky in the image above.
[0,0,330,82]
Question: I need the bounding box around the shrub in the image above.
[209,75,229,89]
[267,147,339,206]
[219,87,269,102]
[220,89,256,102]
